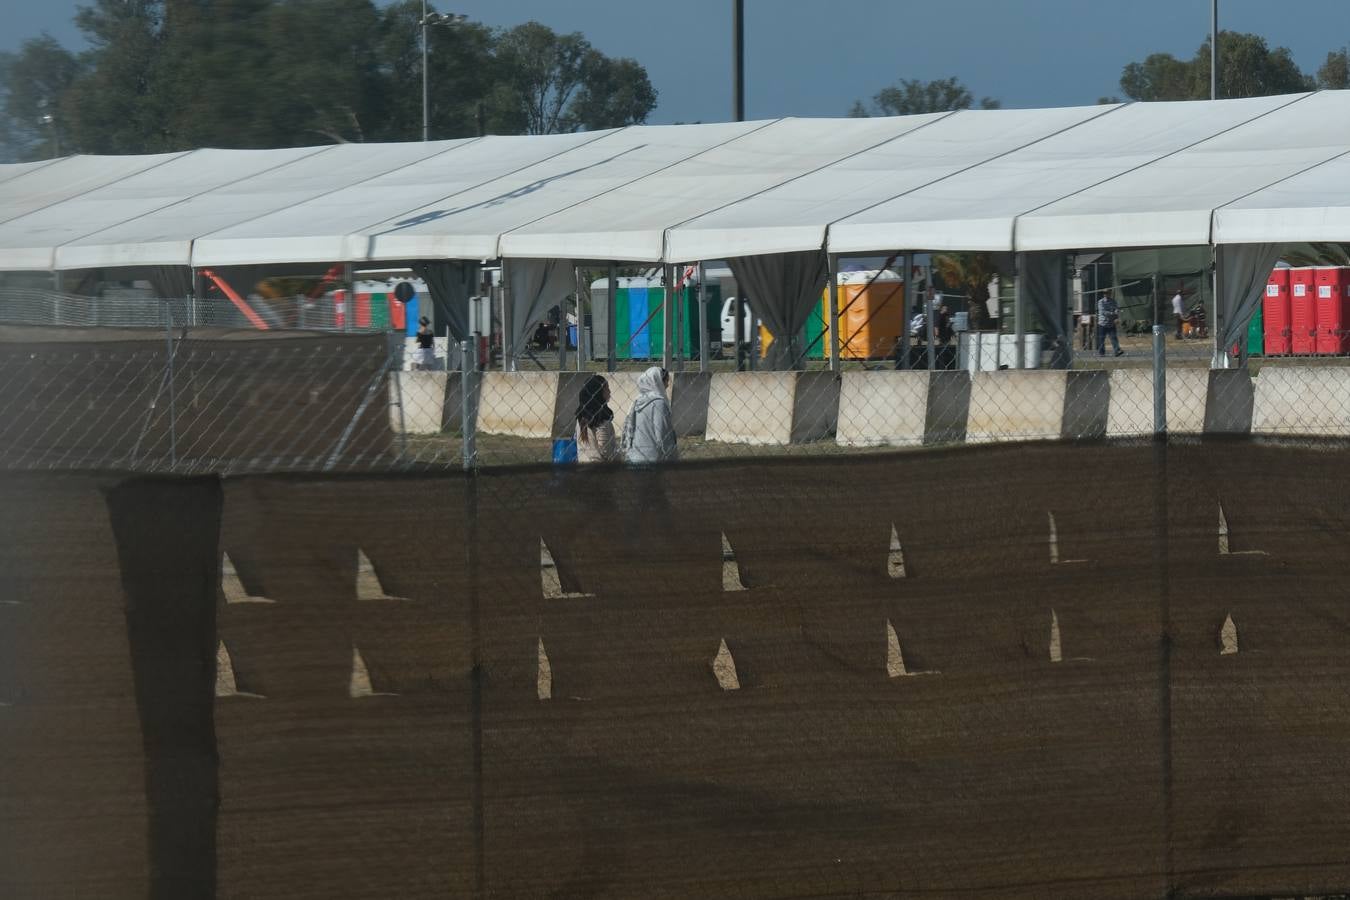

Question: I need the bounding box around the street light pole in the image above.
[1211,0,1218,100]
[422,0,430,142]
[421,5,467,142]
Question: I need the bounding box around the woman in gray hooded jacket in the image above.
[621,366,678,464]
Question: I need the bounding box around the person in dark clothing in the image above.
[414,317,435,369]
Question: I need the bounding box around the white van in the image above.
[720,297,754,346]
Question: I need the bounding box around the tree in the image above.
[933,252,997,331]
[0,5,657,153]
[1318,48,1350,89]
[566,56,657,132]
[0,36,82,159]
[489,21,655,135]
[1119,31,1313,101]
[851,77,999,117]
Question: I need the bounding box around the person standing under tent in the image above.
[576,375,619,463]
[622,367,677,464]
[1097,292,1123,357]
[414,317,435,369]
[1172,287,1186,340]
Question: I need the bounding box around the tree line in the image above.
[0,0,658,161]
[852,30,1349,116]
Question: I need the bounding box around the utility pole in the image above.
[733,0,745,121]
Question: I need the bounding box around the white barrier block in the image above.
[389,371,445,434]
[1253,367,1350,436]
[966,371,1067,444]
[836,371,929,447]
[478,371,559,438]
[705,372,796,445]
[1106,368,1210,436]
[598,372,645,429]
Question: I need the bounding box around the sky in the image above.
[4,0,1349,122]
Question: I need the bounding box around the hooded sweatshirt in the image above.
[622,366,678,464]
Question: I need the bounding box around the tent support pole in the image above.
[900,252,912,369]
[826,253,840,372]
[558,275,568,371]
[343,262,355,333]
[1014,253,1025,369]
[606,263,617,373]
[574,267,584,372]
[926,280,937,372]
[501,260,512,372]
[1212,246,1224,368]
[662,263,675,370]
[698,262,710,372]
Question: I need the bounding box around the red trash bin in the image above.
[1315,267,1350,355]
[1263,268,1292,355]
[1290,267,1318,355]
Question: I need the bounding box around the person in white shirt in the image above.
[1172,288,1185,339]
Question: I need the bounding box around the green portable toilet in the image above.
[606,281,721,361]
[1247,303,1263,357]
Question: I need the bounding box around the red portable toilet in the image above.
[1290,267,1318,355]
[1315,267,1350,355]
[1263,268,1292,355]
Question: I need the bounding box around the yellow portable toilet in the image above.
[832,269,905,360]
[758,269,905,361]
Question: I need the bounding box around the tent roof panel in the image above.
[0,158,65,186]
[1014,92,1350,249]
[64,141,464,269]
[503,116,945,261]
[1213,150,1350,243]
[364,121,763,262]
[691,105,1111,259]
[825,95,1293,253]
[190,131,610,266]
[0,147,324,271]
[0,153,190,231]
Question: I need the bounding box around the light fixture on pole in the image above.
[37,98,59,158]
[421,3,468,142]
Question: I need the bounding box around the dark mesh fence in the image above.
[5,442,1350,898]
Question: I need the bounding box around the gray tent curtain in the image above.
[1216,243,1282,365]
[412,261,480,341]
[1021,251,1070,369]
[727,249,828,370]
[504,258,574,362]
[146,266,192,300]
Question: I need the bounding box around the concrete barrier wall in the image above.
[389,372,446,435]
[836,372,929,447]
[1106,368,1210,437]
[1253,367,1350,436]
[706,372,796,445]
[966,371,1067,444]
[477,372,560,438]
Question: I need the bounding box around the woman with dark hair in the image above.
[576,375,618,463]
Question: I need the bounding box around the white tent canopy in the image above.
[1,91,1349,273]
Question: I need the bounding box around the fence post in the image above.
[1153,324,1167,437]
[827,252,840,372]
[163,302,178,467]
[390,332,408,462]
[461,339,477,471]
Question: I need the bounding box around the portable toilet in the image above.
[1289,267,1318,355]
[1263,268,1291,355]
[1247,302,1262,357]
[1314,267,1350,355]
[833,269,905,360]
[590,277,719,361]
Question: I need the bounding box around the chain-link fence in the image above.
[6,295,1350,473]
